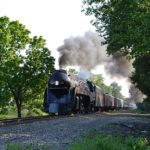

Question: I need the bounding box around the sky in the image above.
[0,0,129,96]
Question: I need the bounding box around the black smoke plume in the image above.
[58,32,107,70]
[104,52,133,79]
[125,83,144,102]
[57,31,143,101]
[58,32,132,77]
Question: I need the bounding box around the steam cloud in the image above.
[57,31,143,101]
[58,32,132,78]
[105,52,133,78]
[128,84,143,102]
[58,32,107,70]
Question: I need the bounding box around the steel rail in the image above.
[0,112,98,127]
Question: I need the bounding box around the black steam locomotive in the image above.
[43,69,124,114]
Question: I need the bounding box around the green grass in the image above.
[131,109,143,114]
[6,132,150,150]
[6,143,33,150]
[0,107,47,119]
[0,98,48,119]
[66,131,150,150]
[0,114,17,119]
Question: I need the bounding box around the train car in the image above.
[116,98,123,110]
[104,93,115,110]
[43,69,124,114]
[114,97,118,110]
[94,86,104,111]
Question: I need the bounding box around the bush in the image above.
[32,108,47,116]
[136,99,150,113]
[0,107,8,115]
[30,98,44,110]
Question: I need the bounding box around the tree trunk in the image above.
[17,103,21,118]
[15,98,22,118]
[8,85,22,118]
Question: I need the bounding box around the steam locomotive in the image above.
[43,69,124,114]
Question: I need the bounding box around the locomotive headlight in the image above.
[55,81,59,86]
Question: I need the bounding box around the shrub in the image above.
[32,108,47,116]
[0,107,8,115]
[136,99,150,113]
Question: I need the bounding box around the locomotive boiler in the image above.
[43,69,124,114]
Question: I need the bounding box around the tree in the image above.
[0,80,11,107]
[68,68,78,74]
[88,74,104,87]
[88,74,112,94]
[110,82,124,99]
[82,0,150,58]
[130,54,150,100]
[101,83,112,95]
[82,0,149,101]
[0,16,55,118]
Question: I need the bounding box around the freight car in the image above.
[43,69,124,114]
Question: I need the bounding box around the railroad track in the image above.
[1,111,149,127]
[0,114,73,127]
[0,112,97,127]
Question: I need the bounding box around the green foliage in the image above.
[0,81,12,107]
[88,74,112,94]
[66,132,150,150]
[68,68,78,74]
[88,74,124,98]
[82,0,150,101]
[5,132,150,150]
[32,108,47,116]
[6,142,33,150]
[6,142,54,150]
[82,0,150,58]
[0,16,55,117]
[101,83,112,95]
[88,74,104,87]
[131,109,142,114]
[136,100,150,113]
[111,82,124,99]
[0,107,8,114]
[131,54,150,99]
[26,97,45,110]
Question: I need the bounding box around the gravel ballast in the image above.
[0,113,150,150]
